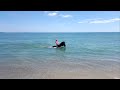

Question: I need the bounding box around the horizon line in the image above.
[0,31,120,33]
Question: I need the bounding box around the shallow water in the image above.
[0,32,120,79]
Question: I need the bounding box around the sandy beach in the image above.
[0,59,120,79]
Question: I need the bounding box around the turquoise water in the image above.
[0,32,120,78]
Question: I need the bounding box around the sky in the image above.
[0,11,120,32]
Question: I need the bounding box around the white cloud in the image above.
[78,18,102,23]
[44,11,59,16]
[89,18,120,24]
[48,12,58,16]
[60,14,72,18]
[44,11,73,18]
[78,18,120,24]
[44,11,49,13]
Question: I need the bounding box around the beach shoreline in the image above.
[0,59,120,79]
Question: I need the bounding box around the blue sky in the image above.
[0,11,120,32]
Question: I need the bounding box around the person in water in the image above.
[53,40,66,48]
[55,40,59,47]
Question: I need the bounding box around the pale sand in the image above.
[0,59,120,79]
[52,71,120,79]
[26,68,120,79]
[0,68,119,79]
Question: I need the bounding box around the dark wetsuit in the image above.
[53,41,66,47]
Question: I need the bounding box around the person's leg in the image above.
[61,42,66,47]
[64,42,66,47]
[59,42,66,47]
[52,46,56,47]
[57,45,60,47]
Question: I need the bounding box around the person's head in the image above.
[56,40,58,41]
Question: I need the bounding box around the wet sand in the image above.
[0,59,120,79]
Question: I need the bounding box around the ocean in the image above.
[0,32,120,79]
